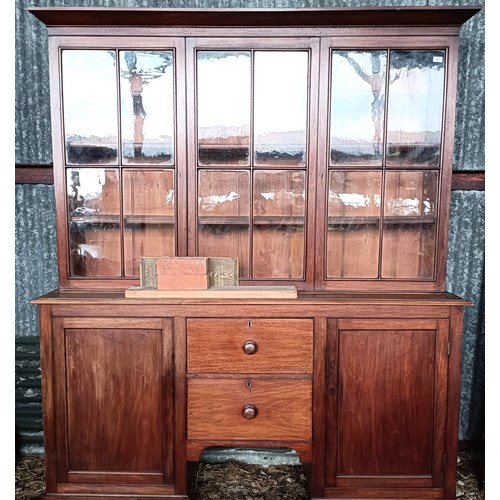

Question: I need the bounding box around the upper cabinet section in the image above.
[29,6,480,292]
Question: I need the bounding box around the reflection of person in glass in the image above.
[130,71,147,158]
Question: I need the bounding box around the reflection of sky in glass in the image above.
[62,50,118,138]
[66,168,105,199]
[197,51,308,134]
[388,65,444,134]
[120,51,174,142]
[197,52,251,130]
[254,51,308,135]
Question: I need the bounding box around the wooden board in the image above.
[125,285,297,299]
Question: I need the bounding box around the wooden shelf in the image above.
[198,216,304,225]
[327,216,436,226]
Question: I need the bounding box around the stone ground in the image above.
[15,447,485,500]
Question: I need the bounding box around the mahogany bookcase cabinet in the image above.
[29,6,480,500]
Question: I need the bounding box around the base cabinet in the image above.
[34,295,466,499]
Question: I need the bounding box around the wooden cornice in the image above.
[28,6,481,29]
[15,164,485,191]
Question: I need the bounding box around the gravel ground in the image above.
[15,448,485,500]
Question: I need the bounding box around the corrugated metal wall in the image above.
[15,0,485,453]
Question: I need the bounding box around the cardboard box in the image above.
[156,257,209,290]
[140,256,238,288]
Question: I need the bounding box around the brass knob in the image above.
[243,340,257,355]
[243,404,257,419]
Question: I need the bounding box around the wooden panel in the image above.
[187,318,312,373]
[65,327,163,474]
[444,307,464,498]
[124,225,175,278]
[336,476,432,488]
[312,317,327,498]
[80,226,121,277]
[323,486,444,499]
[56,483,176,496]
[337,329,436,476]
[253,225,304,279]
[66,471,164,484]
[173,316,188,495]
[187,378,312,441]
[38,307,57,492]
[327,225,380,278]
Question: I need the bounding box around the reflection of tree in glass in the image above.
[336,51,385,157]
[68,170,83,213]
[121,51,173,158]
[336,50,444,158]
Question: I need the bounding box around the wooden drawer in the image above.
[187,378,312,441]
[187,318,313,373]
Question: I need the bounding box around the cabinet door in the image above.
[51,317,175,494]
[315,37,456,292]
[326,318,449,493]
[186,37,319,288]
[56,39,186,289]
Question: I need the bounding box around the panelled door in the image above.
[326,318,450,494]
[50,317,175,495]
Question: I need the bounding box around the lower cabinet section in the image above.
[34,295,466,499]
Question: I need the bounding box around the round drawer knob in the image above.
[243,340,257,355]
[243,404,257,419]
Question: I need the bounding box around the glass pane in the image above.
[382,170,439,278]
[67,168,120,276]
[198,170,250,278]
[386,50,445,166]
[254,51,308,166]
[197,51,251,166]
[62,50,118,165]
[123,169,176,277]
[120,51,175,164]
[253,170,305,279]
[326,171,381,278]
[330,51,387,166]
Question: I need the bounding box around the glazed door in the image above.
[325,318,449,495]
[52,37,187,289]
[315,36,458,292]
[186,37,319,289]
[51,317,175,495]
